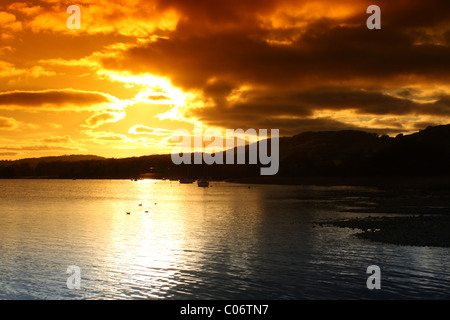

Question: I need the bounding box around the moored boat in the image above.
[197,178,209,187]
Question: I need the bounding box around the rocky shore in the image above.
[320,214,450,248]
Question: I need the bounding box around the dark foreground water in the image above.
[0,179,448,299]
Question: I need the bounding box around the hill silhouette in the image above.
[1,124,450,185]
[12,154,105,166]
[277,125,450,177]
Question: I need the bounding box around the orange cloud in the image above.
[8,0,179,36]
[82,110,126,128]
[0,11,22,31]
[0,60,25,78]
[129,124,172,136]
[80,129,131,145]
[0,116,20,130]
[0,89,118,111]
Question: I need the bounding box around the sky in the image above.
[1,0,450,160]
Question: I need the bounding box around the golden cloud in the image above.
[0,116,20,130]
[128,124,172,136]
[82,110,126,128]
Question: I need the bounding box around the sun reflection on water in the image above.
[0,179,449,299]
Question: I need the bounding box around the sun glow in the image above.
[101,72,186,108]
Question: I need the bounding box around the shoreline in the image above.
[231,175,450,189]
[2,175,450,189]
[320,214,450,248]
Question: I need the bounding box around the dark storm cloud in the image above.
[190,88,450,129]
[102,0,450,85]
[0,89,115,110]
[95,0,450,133]
[291,90,450,116]
[377,0,450,28]
[191,111,362,136]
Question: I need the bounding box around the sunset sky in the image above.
[1,0,450,160]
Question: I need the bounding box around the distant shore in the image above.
[3,175,450,190]
[232,175,450,189]
[319,215,450,248]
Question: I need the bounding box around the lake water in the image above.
[0,179,449,300]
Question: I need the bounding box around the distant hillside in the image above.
[11,154,106,167]
[277,124,450,177]
[1,125,450,182]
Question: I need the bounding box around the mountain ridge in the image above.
[1,124,449,182]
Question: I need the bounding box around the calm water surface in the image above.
[0,179,449,299]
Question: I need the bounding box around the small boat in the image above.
[179,178,196,184]
[197,142,209,188]
[197,178,209,187]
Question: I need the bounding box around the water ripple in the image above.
[0,180,449,299]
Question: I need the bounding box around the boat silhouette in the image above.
[197,178,209,187]
[179,178,196,184]
[198,141,209,187]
